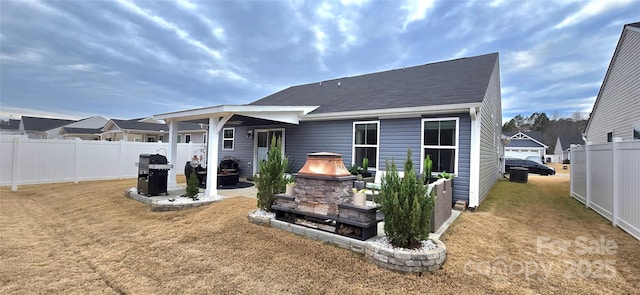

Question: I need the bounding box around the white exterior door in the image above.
[254,129,284,174]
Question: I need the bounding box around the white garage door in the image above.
[505,150,540,159]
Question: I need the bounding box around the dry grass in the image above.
[1,176,638,294]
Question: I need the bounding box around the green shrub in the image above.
[185,169,200,200]
[256,135,288,212]
[375,149,435,249]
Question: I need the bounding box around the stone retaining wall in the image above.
[365,239,447,273]
[248,210,447,273]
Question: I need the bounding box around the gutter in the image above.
[300,103,483,121]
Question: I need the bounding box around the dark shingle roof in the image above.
[558,134,584,150]
[111,119,166,131]
[250,53,498,114]
[110,119,203,132]
[627,22,640,29]
[0,119,20,130]
[21,116,76,131]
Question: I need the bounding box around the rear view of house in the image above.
[156,53,504,209]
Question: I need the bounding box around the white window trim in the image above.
[633,123,640,141]
[352,120,380,170]
[177,134,182,143]
[222,128,235,151]
[420,117,459,175]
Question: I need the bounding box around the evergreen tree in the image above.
[185,169,200,199]
[256,135,288,212]
[375,149,434,249]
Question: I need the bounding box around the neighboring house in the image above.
[18,116,76,139]
[156,52,504,209]
[554,134,584,163]
[504,131,548,161]
[58,127,104,140]
[52,116,110,140]
[0,119,21,136]
[101,119,205,143]
[585,22,640,143]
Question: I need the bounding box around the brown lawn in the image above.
[1,176,638,294]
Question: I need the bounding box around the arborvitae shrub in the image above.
[185,169,200,199]
[375,149,435,249]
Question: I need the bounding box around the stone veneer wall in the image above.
[294,176,354,216]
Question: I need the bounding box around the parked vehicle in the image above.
[505,158,556,176]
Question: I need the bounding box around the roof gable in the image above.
[250,53,498,114]
[505,131,548,148]
[585,22,640,134]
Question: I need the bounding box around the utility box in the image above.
[509,167,528,183]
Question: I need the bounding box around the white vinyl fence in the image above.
[570,139,640,240]
[0,137,199,190]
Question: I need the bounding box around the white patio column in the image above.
[167,119,178,189]
[205,114,233,198]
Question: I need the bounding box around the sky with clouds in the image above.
[0,0,638,122]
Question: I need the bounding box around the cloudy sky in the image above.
[1,0,638,122]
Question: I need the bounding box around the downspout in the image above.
[468,107,481,209]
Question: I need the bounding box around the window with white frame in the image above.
[223,128,234,150]
[633,125,640,140]
[177,134,182,143]
[185,134,191,143]
[353,121,379,169]
[203,134,207,143]
[422,118,458,174]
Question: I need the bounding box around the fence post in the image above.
[11,136,22,191]
[612,138,622,227]
[74,138,81,184]
[119,140,126,179]
[585,141,592,208]
[569,144,576,197]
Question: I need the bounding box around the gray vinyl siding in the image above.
[378,118,422,171]
[220,115,474,203]
[586,27,640,144]
[217,121,353,178]
[479,58,503,203]
[217,125,255,177]
[284,120,354,172]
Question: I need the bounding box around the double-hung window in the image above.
[422,118,458,175]
[353,121,379,169]
[223,128,234,150]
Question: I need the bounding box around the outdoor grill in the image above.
[137,154,172,196]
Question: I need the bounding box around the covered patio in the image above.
[153,105,318,199]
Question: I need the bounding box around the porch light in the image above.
[247,130,253,138]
